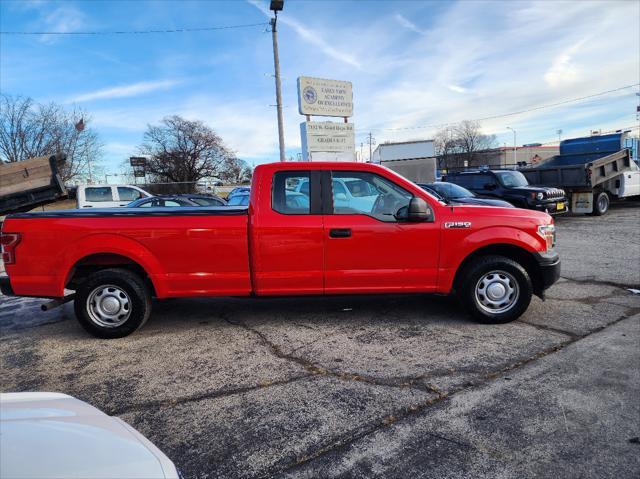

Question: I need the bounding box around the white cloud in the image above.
[447,84,468,94]
[69,80,181,103]
[345,0,639,147]
[394,14,424,35]
[247,0,362,69]
[31,4,87,43]
[544,38,589,88]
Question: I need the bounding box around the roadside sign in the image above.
[300,121,355,161]
[130,157,147,178]
[297,76,353,117]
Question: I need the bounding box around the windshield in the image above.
[429,182,474,199]
[495,171,529,188]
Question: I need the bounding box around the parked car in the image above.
[226,191,250,206]
[227,186,251,198]
[77,184,151,208]
[443,169,567,214]
[0,392,180,479]
[127,194,226,208]
[1,161,560,338]
[417,182,514,207]
[293,176,378,213]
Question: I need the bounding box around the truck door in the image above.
[250,170,325,295]
[116,186,146,206]
[323,170,440,293]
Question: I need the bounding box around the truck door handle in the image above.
[329,228,351,238]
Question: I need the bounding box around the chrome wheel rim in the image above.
[474,270,519,314]
[598,195,608,213]
[86,285,131,328]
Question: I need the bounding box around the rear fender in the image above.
[60,234,167,297]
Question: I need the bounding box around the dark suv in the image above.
[443,169,568,214]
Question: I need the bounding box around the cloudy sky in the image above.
[1,0,638,173]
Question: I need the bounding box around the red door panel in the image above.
[250,170,324,295]
[323,214,440,293]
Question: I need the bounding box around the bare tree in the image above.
[453,120,496,164]
[139,115,238,193]
[218,157,253,184]
[434,121,496,170]
[433,126,463,169]
[0,94,102,182]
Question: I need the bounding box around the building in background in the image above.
[371,140,437,183]
[440,145,559,171]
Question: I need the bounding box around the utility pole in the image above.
[270,1,285,162]
[366,132,376,163]
[557,129,562,144]
[506,126,516,164]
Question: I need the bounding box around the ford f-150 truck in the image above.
[0,162,560,338]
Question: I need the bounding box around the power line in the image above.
[0,22,270,36]
[360,83,640,133]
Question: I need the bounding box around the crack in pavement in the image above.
[560,275,640,290]
[267,311,638,478]
[516,320,579,338]
[107,374,312,417]
[221,314,444,396]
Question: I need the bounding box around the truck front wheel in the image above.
[458,255,532,324]
[591,191,609,216]
[74,268,151,339]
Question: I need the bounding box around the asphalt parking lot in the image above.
[1,203,639,479]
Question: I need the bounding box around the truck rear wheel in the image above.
[74,268,151,339]
[458,255,532,324]
[591,191,609,216]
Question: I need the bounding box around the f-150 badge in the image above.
[445,221,472,228]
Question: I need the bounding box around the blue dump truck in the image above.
[520,131,640,215]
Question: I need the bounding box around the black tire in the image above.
[74,268,151,339]
[591,191,609,216]
[457,255,532,324]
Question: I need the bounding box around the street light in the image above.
[506,126,517,164]
[270,0,285,162]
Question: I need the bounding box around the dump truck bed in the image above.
[520,149,632,189]
[0,155,67,215]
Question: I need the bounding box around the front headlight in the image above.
[537,224,556,251]
[536,192,544,200]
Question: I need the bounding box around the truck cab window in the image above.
[331,171,412,221]
[85,187,113,202]
[272,171,311,214]
[117,187,142,201]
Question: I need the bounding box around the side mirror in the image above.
[484,183,497,190]
[396,197,434,222]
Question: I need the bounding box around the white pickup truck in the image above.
[76,184,151,208]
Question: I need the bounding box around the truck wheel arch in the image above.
[453,244,545,298]
[60,235,166,297]
[65,253,157,296]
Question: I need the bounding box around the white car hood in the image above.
[1,392,178,479]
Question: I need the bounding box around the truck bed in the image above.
[520,149,632,189]
[3,207,251,298]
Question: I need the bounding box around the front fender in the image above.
[437,226,542,293]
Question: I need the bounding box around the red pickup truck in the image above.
[1,162,560,338]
